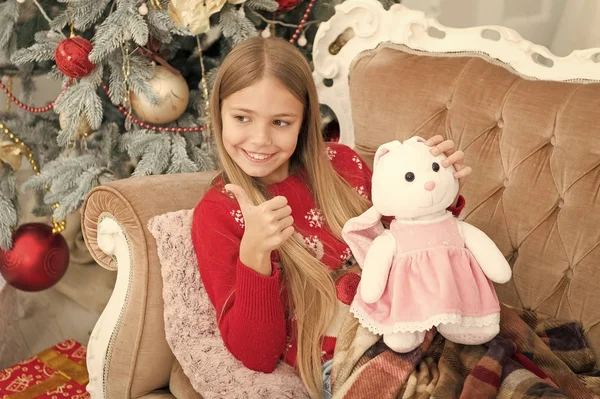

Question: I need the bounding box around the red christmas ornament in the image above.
[0,223,70,292]
[276,0,302,12]
[54,36,96,78]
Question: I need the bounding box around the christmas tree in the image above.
[0,0,397,251]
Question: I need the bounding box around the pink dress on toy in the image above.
[350,212,501,335]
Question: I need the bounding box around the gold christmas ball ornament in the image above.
[0,141,25,171]
[130,66,190,125]
[59,113,92,138]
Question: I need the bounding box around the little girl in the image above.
[191,36,470,399]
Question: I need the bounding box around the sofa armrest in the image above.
[81,171,217,399]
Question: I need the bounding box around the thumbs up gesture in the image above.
[225,184,295,276]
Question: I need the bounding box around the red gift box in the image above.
[0,339,89,399]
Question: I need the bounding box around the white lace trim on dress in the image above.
[349,305,500,335]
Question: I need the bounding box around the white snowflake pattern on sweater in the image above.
[355,185,368,199]
[305,235,324,260]
[221,188,235,199]
[352,155,363,170]
[295,233,324,260]
[339,247,352,262]
[305,208,324,228]
[230,209,244,228]
[326,147,337,160]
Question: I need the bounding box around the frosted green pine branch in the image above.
[127,53,158,105]
[22,154,113,221]
[23,154,97,194]
[29,119,62,165]
[107,50,157,106]
[54,82,103,146]
[129,133,171,176]
[116,0,137,7]
[189,145,216,171]
[122,129,184,176]
[107,50,126,105]
[148,8,190,43]
[0,167,18,250]
[245,0,278,12]
[53,165,113,220]
[220,4,258,46]
[89,5,148,64]
[121,129,163,157]
[128,8,150,45]
[49,10,70,30]
[51,0,111,31]
[31,189,53,217]
[89,8,129,63]
[82,83,103,130]
[81,62,104,88]
[34,30,64,45]
[98,123,127,171]
[181,129,216,171]
[167,134,198,174]
[47,65,64,81]
[10,30,62,65]
[148,9,175,43]
[0,1,19,64]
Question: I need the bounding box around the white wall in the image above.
[401,0,598,56]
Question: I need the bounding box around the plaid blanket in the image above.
[331,303,600,398]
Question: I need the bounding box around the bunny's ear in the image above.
[374,140,401,168]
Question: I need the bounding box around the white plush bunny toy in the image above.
[342,137,512,353]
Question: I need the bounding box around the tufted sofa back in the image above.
[348,44,600,355]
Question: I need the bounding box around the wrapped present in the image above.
[0,339,89,399]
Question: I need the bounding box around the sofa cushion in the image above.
[148,209,308,398]
[349,44,600,357]
[169,360,202,399]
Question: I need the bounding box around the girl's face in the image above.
[221,76,304,185]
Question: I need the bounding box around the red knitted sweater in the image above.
[191,143,465,372]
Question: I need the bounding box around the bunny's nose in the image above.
[424,181,436,191]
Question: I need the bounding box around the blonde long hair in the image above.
[210,36,370,398]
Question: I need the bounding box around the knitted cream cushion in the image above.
[148,208,307,399]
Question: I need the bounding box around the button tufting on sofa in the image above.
[565,269,574,279]
[348,46,600,356]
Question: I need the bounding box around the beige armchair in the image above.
[81,1,600,397]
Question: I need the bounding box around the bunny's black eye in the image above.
[405,172,415,182]
[432,162,440,172]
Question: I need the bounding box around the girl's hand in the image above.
[426,135,472,182]
[225,184,295,276]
